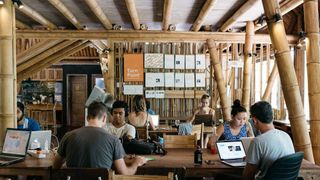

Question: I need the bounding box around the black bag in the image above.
[122,136,156,155]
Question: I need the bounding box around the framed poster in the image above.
[144,53,163,68]
[175,73,185,88]
[124,54,144,82]
[145,73,164,87]
[195,54,206,69]
[175,55,185,69]
[164,54,175,69]
[185,55,195,69]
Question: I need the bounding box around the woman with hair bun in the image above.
[207,99,254,148]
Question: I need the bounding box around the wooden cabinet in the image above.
[31,68,63,81]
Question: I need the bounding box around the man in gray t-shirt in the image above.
[243,101,295,180]
[53,101,146,175]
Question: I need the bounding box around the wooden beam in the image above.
[16,20,31,29]
[17,41,89,82]
[48,0,82,29]
[90,40,108,52]
[220,0,257,32]
[262,0,314,163]
[255,0,303,31]
[162,0,173,31]
[17,40,76,73]
[16,30,299,44]
[191,0,216,32]
[125,0,140,30]
[17,39,63,65]
[16,4,57,29]
[85,0,112,30]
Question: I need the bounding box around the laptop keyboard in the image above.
[0,155,18,161]
[227,159,244,163]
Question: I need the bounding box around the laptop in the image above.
[240,137,254,153]
[0,128,31,166]
[150,115,159,128]
[28,130,52,150]
[194,114,214,126]
[216,140,246,167]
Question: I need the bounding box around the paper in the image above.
[175,55,185,69]
[196,73,206,87]
[175,73,185,87]
[185,55,195,69]
[145,90,155,98]
[144,53,163,68]
[145,73,164,87]
[185,73,195,87]
[123,85,144,95]
[165,73,175,87]
[195,54,206,69]
[164,54,175,69]
[155,90,165,99]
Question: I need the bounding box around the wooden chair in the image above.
[191,123,204,148]
[135,126,149,140]
[163,134,197,148]
[108,170,174,180]
[51,168,109,180]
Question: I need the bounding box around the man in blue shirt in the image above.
[17,102,41,131]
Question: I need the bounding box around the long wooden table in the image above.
[0,149,319,180]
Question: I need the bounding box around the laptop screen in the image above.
[28,130,52,150]
[216,140,246,160]
[150,115,159,127]
[2,129,31,156]
[194,114,214,126]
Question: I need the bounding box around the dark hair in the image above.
[17,102,25,114]
[87,101,108,120]
[133,95,145,113]
[146,100,151,110]
[250,101,273,123]
[201,94,210,100]
[231,99,247,117]
[112,100,129,117]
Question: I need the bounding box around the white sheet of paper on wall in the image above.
[196,73,206,87]
[165,72,175,87]
[145,90,155,98]
[185,55,195,69]
[185,73,195,87]
[175,55,185,69]
[123,85,144,95]
[195,54,206,69]
[144,53,163,68]
[155,90,165,99]
[175,73,185,88]
[145,73,164,87]
[164,54,175,69]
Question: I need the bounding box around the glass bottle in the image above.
[194,145,203,165]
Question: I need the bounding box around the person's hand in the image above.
[134,156,147,166]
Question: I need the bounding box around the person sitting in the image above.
[128,95,156,130]
[243,101,295,179]
[189,94,215,124]
[207,99,254,148]
[53,101,146,175]
[146,100,155,115]
[17,102,40,131]
[105,100,136,139]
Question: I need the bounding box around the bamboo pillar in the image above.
[294,47,305,102]
[105,40,115,96]
[262,0,314,162]
[304,0,320,164]
[261,63,278,101]
[0,0,16,146]
[242,21,254,111]
[207,39,231,121]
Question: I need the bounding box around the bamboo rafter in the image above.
[85,0,113,30]
[125,0,140,30]
[162,0,173,31]
[191,0,217,32]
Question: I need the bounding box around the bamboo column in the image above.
[242,21,254,111]
[0,0,16,145]
[104,40,115,96]
[304,0,320,164]
[294,47,305,102]
[262,0,314,162]
[261,63,278,101]
[207,39,231,121]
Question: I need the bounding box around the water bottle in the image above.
[194,145,202,165]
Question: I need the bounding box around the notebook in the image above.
[194,114,214,126]
[28,130,52,150]
[0,128,31,166]
[240,137,254,153]
[150,115,159,127]
[216,140,246,167]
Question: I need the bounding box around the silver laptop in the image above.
[216,140,246,167]
[28,130,52,150]
[150,115,159,127]
[0,128,31,166]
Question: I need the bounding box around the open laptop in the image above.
[0,128,31,166]
[240,137,254,153]
[28,130,52,150]
[150,115,159,128]
[194,114,214,126]
[216,140,246,167]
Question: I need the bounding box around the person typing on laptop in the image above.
[17,102,40,131]
[53,101,146,174]
[189,94,215,124]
